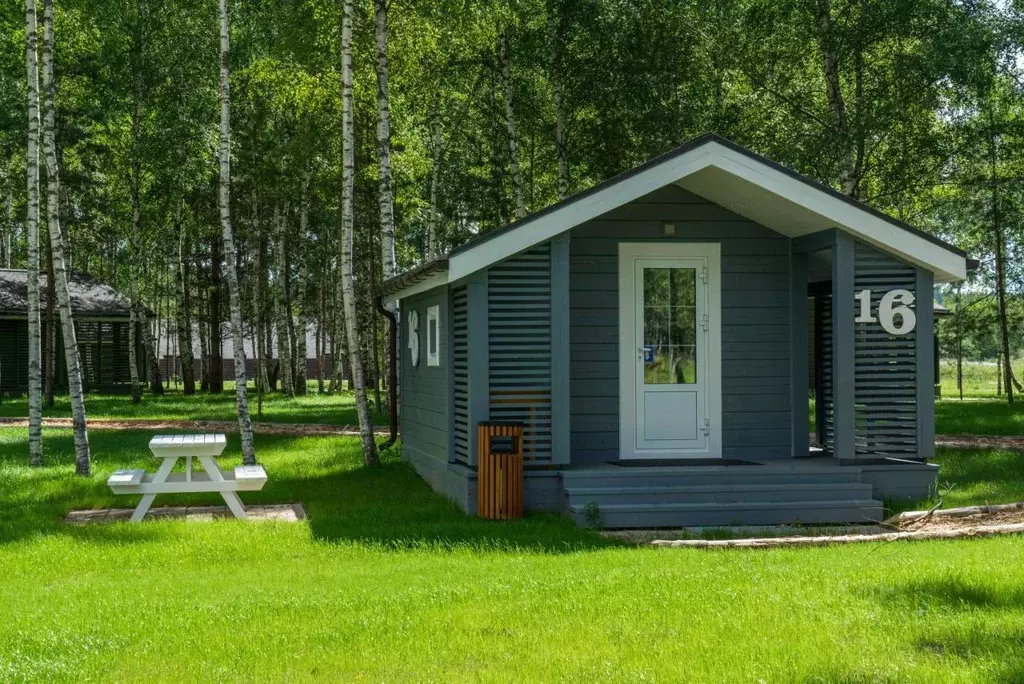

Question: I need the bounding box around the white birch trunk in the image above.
[42,0,90,474]
[25,0,43,466]
[128,304,140,398]
[127,95,142,402]
[176,216,195,395]
[274,204,293,397]
[813,0,859,197]
[548,11,568,200]
[375,0,396,283]
[218,0,256,465]
[427,96,443,258]
[341,0,379,464]
[295,171,311,394]
[2,176,12,268]
[499,34,526,219]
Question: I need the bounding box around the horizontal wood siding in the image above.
[488,244,554,464]
[400,286,450,465]
[569,185,793,463]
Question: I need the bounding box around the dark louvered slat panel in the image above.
[819,294,834,453]
[854,243,917,457]
[451,285,470,463]
[489,244,553,465]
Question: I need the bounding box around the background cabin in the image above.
[0,269,146,395]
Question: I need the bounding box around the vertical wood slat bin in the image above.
[477,422,524,520]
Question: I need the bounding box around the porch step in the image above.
[561,465,865,489]
[566,481,876,507]
[569,499,884,529]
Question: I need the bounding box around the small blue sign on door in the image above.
[643,345,655,364]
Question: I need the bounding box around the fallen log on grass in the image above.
[650,522,1024,549]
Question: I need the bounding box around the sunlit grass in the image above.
[0,381,388,426]
[929,447,1024,508]
[1,428,1024,681]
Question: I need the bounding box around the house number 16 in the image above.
[855,288,917,336]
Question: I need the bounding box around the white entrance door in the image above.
[619,243,721,459]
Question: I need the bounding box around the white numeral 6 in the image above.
[879,289,916,336]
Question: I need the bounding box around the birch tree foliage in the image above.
[4,0,1024,424]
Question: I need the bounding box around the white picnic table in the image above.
[107,434,267,522]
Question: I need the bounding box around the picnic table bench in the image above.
[107,434,267,522]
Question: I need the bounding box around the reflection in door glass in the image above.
[643,267,696,384]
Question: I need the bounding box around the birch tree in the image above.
[375,0,396,284]
[25,0,43,467]
[498,33,526,219]
[547,6,568,199]
[41,0,90,475]
[295,169,311,394]
[341,0,379,465]
[218,0,256,465]
[127,87,143,403]
[176,214,195,395]
[426,95,443,257]
[2,172,12,268]
[274,204,293,397]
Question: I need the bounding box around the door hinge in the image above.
[700,313,709,332]
[700,266,709,284]
[701,418,711,436]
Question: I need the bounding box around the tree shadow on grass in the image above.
[0,429,620,554]
[268,461,621,554]
[871,574,1024,611]
[861,575,1024,683]
[913,628,1024,683]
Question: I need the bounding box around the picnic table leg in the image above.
[197,455,248,520]
[130,456,178,522]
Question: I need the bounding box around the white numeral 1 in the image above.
[855,289,876,323]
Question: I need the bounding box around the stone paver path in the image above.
[64,503,306,524]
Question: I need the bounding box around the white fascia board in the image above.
[712,145,967,282]
[386,272,449,304]
[447,140,966,284]
[447,147,718,282]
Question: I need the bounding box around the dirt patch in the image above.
[936,434,1024,450]
[644,502,1024,549]
[900,507,1024,533]
[0,417,390,437]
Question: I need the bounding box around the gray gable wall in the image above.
[569,184,795,463]
[400,286,450,467]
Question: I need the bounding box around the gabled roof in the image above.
[383,133,968,298]
[0,269,143,318]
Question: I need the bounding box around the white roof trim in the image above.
[443,139,966,284]
[707,146,966,281]
[447,146,718,282]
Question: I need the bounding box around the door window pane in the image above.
[643,267,697,385]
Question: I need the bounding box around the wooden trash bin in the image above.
[477,422,524,520]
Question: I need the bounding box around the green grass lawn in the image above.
[2,429,1024,682]
[0,382,388,426]
[935,399,1024,436]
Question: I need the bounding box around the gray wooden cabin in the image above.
[0,269,146,395]
[383,135,968,528]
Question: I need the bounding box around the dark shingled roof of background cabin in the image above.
[0,269,143,317]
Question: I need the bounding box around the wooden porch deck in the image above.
[557,457,937,529]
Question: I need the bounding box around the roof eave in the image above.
[381,258,450,300]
